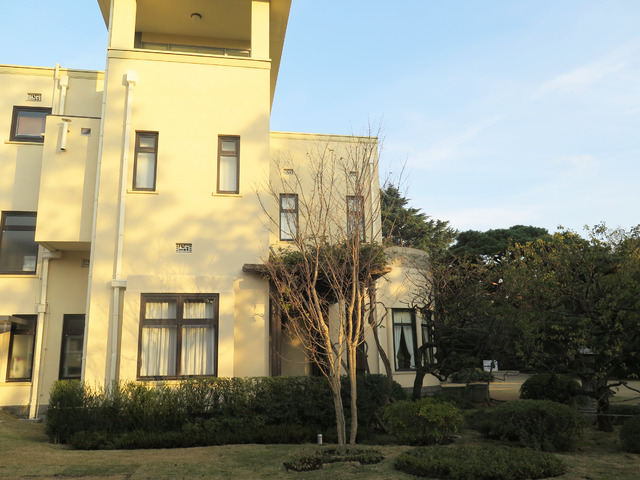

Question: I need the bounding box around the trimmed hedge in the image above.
[46,375,400,449]
[283,447,384,472]
[620,415,640,453]
[383,398,464,445]
[477,399,584,451]
[520,373,581,404]
[394,444,566,480]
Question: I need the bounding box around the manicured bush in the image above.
[394,444,566,480]
[47,375,400,449]
[520,373,581,404]
[449,368,493,384]
[383,398,464,445]
[620,414,640,453]
[608,404,640,425]
[479,399,584,451]
[283,447,383,472]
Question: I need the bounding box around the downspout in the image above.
[51,64,60,115]
[29,249,61,419]
[108,70,136,384]
[82,0,115,381]
[57,75,69,115]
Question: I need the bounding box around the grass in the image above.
[2,410,640,480]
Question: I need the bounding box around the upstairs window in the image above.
[4,315,37,381]
[347,195,365,241]
[217,136,240,194]
[279,194,298,241]
[0,212,38,274]
[10,106,51,143]
[138,294,219,379]
[133,132,158,191]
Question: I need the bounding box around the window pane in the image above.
[60,315,85,379]
[138,135,156,149]
[4,215,37,227]
[221,141,237,153]
[181,326,215,375]
[140,326,177,376]
[393,310,416,370]
[280,212,296,240]
[218,156,238,192]
[184,300,214,319]
[134,152,157,189]
[281,196,296,210]
[15,111,47,137]
[145,301,177,319]
[0,230,39,273]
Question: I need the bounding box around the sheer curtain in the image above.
[182,301,215,375]
[140,301,177,376]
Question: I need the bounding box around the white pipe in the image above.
[59,118,71,151]
[108,70,136,385]
[51,64,60,115]
[28,250,61,419]
[82,0,114,382]
[58,75,69,115]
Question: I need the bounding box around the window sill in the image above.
[211,192,242,198]
[0,273,38,278]
[127,189,159,195]
[4,140,44,145]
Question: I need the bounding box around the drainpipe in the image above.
[51,64,60,115]
[57,75,69,115]
[29,249,61,419]
[107,70,137,385]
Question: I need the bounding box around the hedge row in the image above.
[45,375,402,448]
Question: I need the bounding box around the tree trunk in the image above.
[412,367,427,400]
[329,379,347,446]
[348,347,359,445]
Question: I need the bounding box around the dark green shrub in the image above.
[394,444,566,480]
[383,398,463,445]
[620,415,640,453]
[520,373,581,404]
[608,404,640,425]
[47,375,397,449]
[283,447,383,472]
[479,399,584,451]
[450,368,493,383]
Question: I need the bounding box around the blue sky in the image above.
[2,1,639,234]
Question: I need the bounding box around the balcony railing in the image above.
[138,41,250,58]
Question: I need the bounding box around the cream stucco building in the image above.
[0,0,436,418]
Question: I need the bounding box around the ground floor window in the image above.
[59,314,85,379]
[2,315,37,381]
[138,294,218,378]
[392,309,417,370]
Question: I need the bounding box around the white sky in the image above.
[2,1,639,234]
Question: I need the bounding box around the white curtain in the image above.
[393,311,415,369]
[145,301,176,319]
[140,326,177,376]
[181,326,215,375]
[184,301,213,319]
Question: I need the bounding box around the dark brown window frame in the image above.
[216,135,240,194]
[392,309,418,371]
[132,131,159,191]
[0,211,38,275]
[10,106,51,143]
[279,193,298,241]
[58,314,85,380]
[5,315,37,382]
[137,293,219,380]
[346,195,366,241]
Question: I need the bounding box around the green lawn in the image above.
[2,408,640,479]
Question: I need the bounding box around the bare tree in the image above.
[256,131,388,446]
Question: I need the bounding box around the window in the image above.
[133,132,158,191]
[138,294,218,378]
[279,194,298,241]
[419,316,434,365]
[0,212,38,274]
[347,195,365,241]
[10,106,51,143]
[217,136,239,193]
[392,309,417,370]
[59,315,85,380]
[3,315,37,381]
